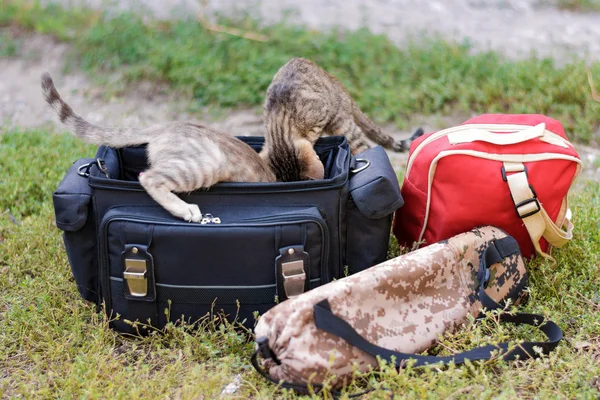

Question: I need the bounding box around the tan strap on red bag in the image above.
[502,160,574,263]
[393,114,581,260]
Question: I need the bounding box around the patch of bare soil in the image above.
[0,30,421,163]
[56,0,600,63]
[0,29,597,182]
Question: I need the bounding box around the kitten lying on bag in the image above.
[260,57,424,182]
[41,73,276,222]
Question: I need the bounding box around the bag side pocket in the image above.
[346,146,404,275]
[53,158,98,303]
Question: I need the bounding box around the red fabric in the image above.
[393,114,580,258]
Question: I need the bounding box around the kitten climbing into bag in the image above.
[41,73,276,222]
[260,57,424,182]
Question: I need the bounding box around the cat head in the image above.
[260,138,325,182]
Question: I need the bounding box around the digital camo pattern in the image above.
[254,226,527,388]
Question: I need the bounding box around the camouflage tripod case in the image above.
[251,226,563,392]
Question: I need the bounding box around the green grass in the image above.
[1,0,600,144]
[0,30,20,56]
[1,130,599,398]
[545,0,600,12]
[0,130,93,218]
[1,1,599,397]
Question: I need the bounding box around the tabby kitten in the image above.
[260,57,423,182]
[41,73,275,222]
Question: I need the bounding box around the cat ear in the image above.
[296,139,325,180]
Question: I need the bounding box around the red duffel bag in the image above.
[393,114,581,261]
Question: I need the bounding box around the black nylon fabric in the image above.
[53,159,99,302]
[349,146,403,219]
[110,279,277,304]
[100,205,326,332]
[346,145,403,274]
[53,137,405,333]
[53,158,95,231]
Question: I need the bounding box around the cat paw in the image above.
[181,204,202,223]
[393,140,410,152]
[409,127,425,141]
[393,128,425,152]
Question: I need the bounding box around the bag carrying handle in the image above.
[447,123,569,148]
[447,123,545,145]
[314,236,563,368]
[447,122,558,146]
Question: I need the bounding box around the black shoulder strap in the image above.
[313,236,563,368]
[314,301,562,367]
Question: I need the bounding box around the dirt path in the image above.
[0,30,425,168]
[208,0,600,63]
[1,1,599,179]
[49,0,600,62]
[0,32,266,133]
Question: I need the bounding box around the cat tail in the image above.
[41,73,159,147]
[352,106,424,152]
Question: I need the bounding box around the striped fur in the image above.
[261,58,423,182]
[42,73,275,222]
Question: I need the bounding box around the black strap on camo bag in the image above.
[251,236,563,396]
[314,237,563,367]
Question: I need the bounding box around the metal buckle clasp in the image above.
[281,259,306,298]
[200,213,221,224]
[351,158,371,174]
[96,158,109,178]
[123,258,148,297]
[77,158,109,178]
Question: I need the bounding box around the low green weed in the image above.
[1,129,598,398]
[0,31,19,56]
[547,0,600,12]
[1,1,600,144]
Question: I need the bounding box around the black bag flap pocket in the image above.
[349,146,403,219]
[53,159,94,231]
